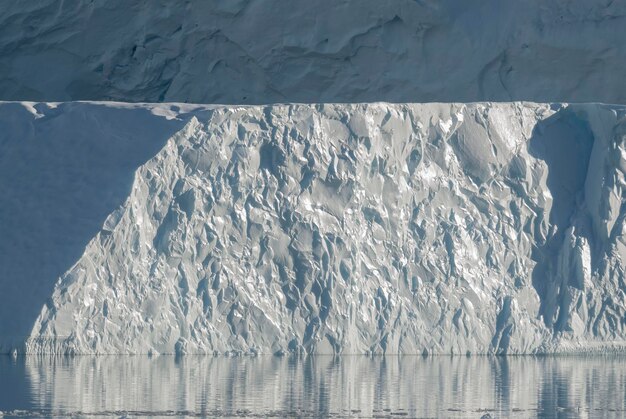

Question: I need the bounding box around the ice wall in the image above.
[2,101,624,354]
[1,0,626,104]
[0,102,210,350]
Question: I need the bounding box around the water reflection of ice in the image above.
[1,356,622,416]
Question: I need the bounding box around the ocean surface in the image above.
[0,355,624,418]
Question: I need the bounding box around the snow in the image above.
[1,101,625,355]
[1,1,626,104]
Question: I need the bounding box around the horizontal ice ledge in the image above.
[1,101,626,355]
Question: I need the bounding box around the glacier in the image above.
[1,0,626,104]
[1,101,625,355]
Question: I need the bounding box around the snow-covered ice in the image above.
[2,101,626,355]
[1,1,626,104]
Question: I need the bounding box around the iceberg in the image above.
[1,101,625,354]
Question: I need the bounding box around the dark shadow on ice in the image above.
[527,106,594,330]
[0,102,187,350]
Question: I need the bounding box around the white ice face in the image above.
[2,101,625,355]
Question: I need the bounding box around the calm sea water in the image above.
[0,355,625,418]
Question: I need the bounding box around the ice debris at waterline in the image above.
[1,101,626,355]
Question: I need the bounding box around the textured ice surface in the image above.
[1,0,626,104]
[2,101,626,355]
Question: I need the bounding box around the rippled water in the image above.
[1,355,625,417]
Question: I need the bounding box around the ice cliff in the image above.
[1,0,626,104]
[2,101,625,355]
